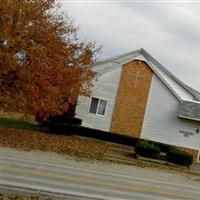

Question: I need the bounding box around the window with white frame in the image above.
[89,97,107,116]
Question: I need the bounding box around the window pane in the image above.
[89,97,99,114]
[97,100,107,115]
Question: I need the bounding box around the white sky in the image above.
[60,0,200,92]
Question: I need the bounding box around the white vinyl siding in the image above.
[141,74,200,152]
[148,61,195,100]
[76,67,122,131]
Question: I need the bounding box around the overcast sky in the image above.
[60,1,200,92]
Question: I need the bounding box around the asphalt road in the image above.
[1,149,200,200]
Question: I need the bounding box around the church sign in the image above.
[179,129,195,138]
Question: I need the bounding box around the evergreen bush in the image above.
[40,113,82,133]
[135,139,161,159]
[166,147,193,166]
[156,142,171,153]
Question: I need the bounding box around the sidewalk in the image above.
[191,163,200,175]
[102,141,200,175]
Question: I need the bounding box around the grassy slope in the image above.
[0,117,37,130]
[0,125,111,161]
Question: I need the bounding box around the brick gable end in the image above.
[110,60,153,137]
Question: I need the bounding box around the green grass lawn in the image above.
[0,117,38,130]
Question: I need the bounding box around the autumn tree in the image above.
[0,0,99,122]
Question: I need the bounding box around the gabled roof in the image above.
[93,48,200,102]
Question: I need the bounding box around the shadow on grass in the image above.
[0,117,39,130]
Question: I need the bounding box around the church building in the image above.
[76,48,200,162]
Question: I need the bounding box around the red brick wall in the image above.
[111,60,153,137]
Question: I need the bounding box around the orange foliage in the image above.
[0,0,99,120]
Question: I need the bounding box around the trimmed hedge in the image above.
[166,147,193,166]
[135,139,161,159]
[40,114,82,133]
[47,115,82,126]
[156,142,171,153]
[65,126,138,146]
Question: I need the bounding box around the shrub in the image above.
[166,147,193,166]
[47,115,82,126]
[156,142,171,153]
[75,127,138,146]
[135,139,161,159]
[39,113,82,133]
